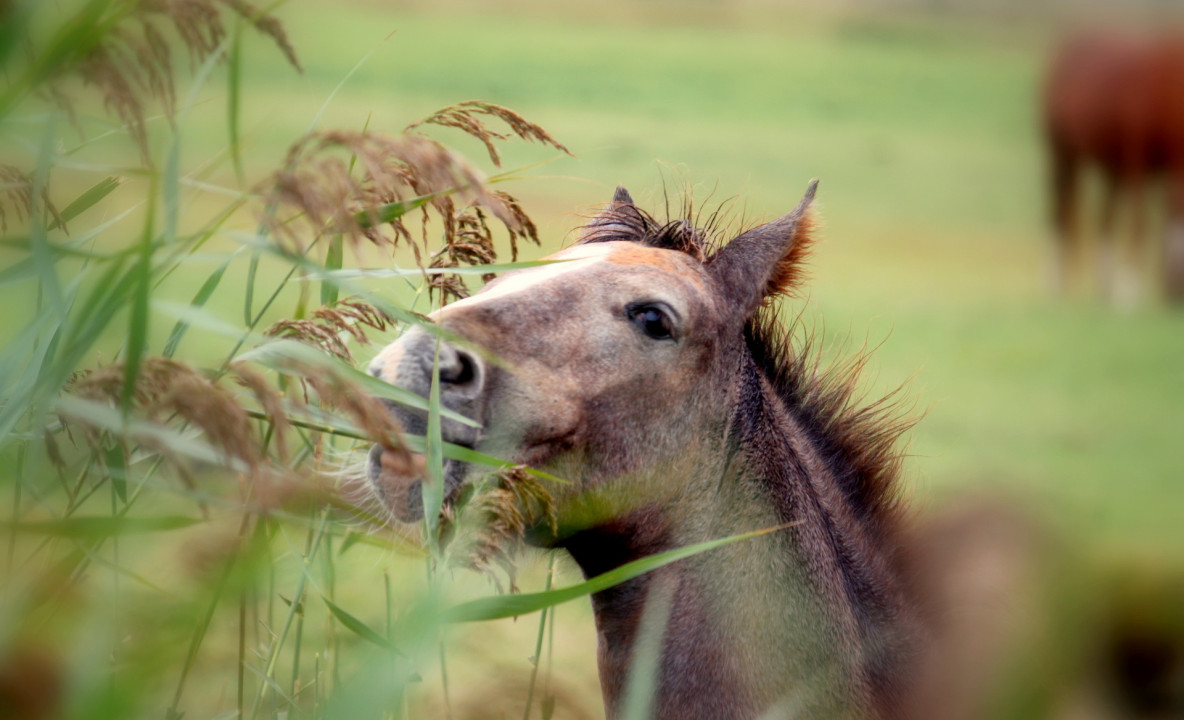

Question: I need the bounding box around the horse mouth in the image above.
[366,443,470,523]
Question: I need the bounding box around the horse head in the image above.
[366,182,817,539]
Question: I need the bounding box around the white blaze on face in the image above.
[431,243,617,316]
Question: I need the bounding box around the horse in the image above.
[365,182,924,719]
[1044,30,1184,305]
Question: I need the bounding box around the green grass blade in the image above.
[229,230,443,331]
[305,260,559,282]
[0,0,114,120]
[156,299,267,347]
[44,254,131,397]
[408,440,565,484]
[307,30,392,131]
[244,249,261,325]
[228,20,245,185]
[321,234,343,306]
[250,510,330,719]
[121,181,156,415]
[162,249,241,357]
[47,175,122,231]
[323,597,403,654]
[235,339,480,428]
[521,553,556,720]
[103,443,127,504]
[423,342,444,546]
[163,134,181,245]
[0,257,35,286]
[0,204,141,259]
[168,513,248,719]
[445,525,795,623]
[30,115,64,316]
[5,515,202,538]
[0,0,35,71]
[151,199,245,291]
[355,193,435,228]
[0,306,66,442]
[620,580,673,720]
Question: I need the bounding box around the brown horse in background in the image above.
[1044,31,1184,305]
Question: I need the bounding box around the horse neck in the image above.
[561,355,912,720]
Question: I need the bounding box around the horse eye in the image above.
[629,304,674,340]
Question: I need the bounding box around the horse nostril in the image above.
[439,348,478,387]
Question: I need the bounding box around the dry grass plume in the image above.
[65,356,260,475]
[407,100,571,168]
[40,0,300,162]
[264,298,393,363]
[260,127,549,302]
[0,165,64,233]
[442,466,557,589]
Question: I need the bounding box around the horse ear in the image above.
[707,180,818,322]
[579,186,648,244]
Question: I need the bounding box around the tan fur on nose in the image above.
[368,338,417,389]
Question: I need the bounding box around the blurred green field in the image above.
[202,0,1184,551]
[4,1,1184,717]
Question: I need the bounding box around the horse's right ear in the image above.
[707,180,818,325]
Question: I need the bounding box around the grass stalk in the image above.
[385,570,397,720]
[439,637,454,720]
[168,510,255,719]
[250,508,331,720]
[289,509,316,703]
[238,588,247,720]
[521,552,557,720]
[228,18,245,187]
[119,176,157,416]
[6,446,23,574]
[222,236,323,375]
[620,579,675,720]
[324,524,341,698]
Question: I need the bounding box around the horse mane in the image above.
[577,196,915,537]
[744,311,915,539]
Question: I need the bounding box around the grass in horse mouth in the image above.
[441,466,557,589]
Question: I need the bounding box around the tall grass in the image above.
[0,2,624,718]
[0,1,774,716]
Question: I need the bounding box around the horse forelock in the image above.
[578,196,712,260]
[579,195,816,303]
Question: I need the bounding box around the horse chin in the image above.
[366,445,469,523]
[365,429,568,526]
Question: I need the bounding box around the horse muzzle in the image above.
[365,326,488,522]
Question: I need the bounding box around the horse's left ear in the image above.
[707,179,818,323]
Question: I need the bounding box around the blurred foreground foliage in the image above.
[0,1,587,718]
